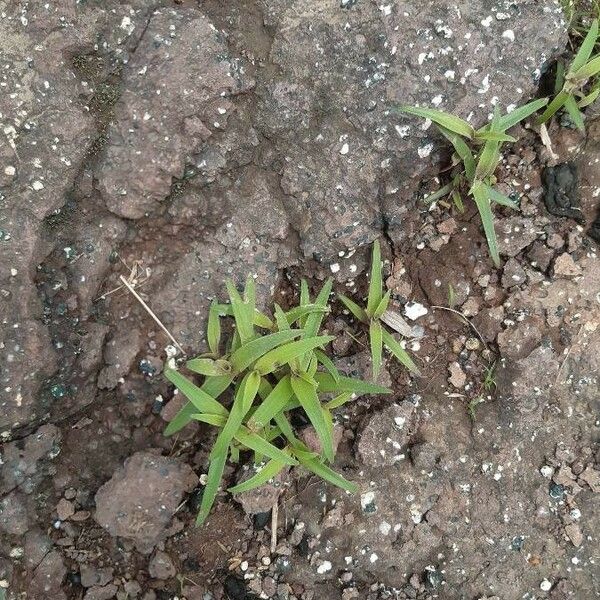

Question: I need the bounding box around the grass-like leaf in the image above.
[290,375,334,462]
[324,391,354,410]
[186,358,232,377]
[474,131,516,143]
[381,328,420,375]
[570,19,599,73]
[196,452,227,525]
[480,183,519,210]
[248,375,294,429]
[207,300,221,355]
[438,126,476,181]
[373,290,391,319]
[210,372,258,460]
[225,281,255,344]
[295,453,358,493]
[474,139,500,181]
[235,429,298,465]
[369,320,383,379]
[573,54,600,81]
[471,181,501,268]
[230,329,303,372]
[366,240,383,317]
[164,369,228,416]
[314,349,341,383]
[254,336,335,375]
[564,95,586,130]
[398,106,474,138]
[496,98,548,130]
[314,372,391,396]
[339,294,368,323]
[164,374,233,436]
[538,90,570,124]
[424,181,453,204]
[228,458,288,494]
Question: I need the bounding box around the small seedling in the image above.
[539,18,600,131]
[398,99,548,267]
[339,240,420,379]
[164,277,390,524]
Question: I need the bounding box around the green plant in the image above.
[398,100,548,267]
[164,277,390,525]
[338,240,420,379]
[539,18,600,131]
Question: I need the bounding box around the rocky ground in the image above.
[1,0,599,599]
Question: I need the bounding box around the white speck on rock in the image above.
[418,144,433,158]
[481,15,493,27]
[404,301,428,321]
[340,143,349,155]
[502,29,515,42]
[540,579,552,592]
[32,180,44,191]
[540,465,554,478]
[317,560,332,574]
[330,263,340,273]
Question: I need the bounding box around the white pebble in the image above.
[540,579,552,592]
[404,301,428,321]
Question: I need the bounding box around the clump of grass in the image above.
[398,100,547,267]
[338,240,420,379]
[164,276,390,525]
[539,18,600,131]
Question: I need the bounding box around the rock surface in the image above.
[94,451,198,553]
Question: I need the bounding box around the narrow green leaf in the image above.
[471,181,500,268]
[577,85,600,108]
[230,329,303,373]
[451,190,465,213]
[191,413,227,427]
[474,139,500,181]
[228,458,288,494]
[324,391,354,410]
[225,280,254,344]
[338,294,368,323]
[242,371,261,413]
[235,429,298,465]
[481,184,519,209]
[304,279,332,337]
[164,374,233,436]
[249,375,294,429]
[186,358,232,377]
[373,290,391,319]
[314,349,341,383]
[397,106,474,138]
[424,181,453,204]
[296,453,358,493]
[555,60,566,94]
[569,19,599,74]
[274,304,290,331]
[213,303,273,329]
[273,412,300,446]
[573,54,600,82]
[207,300,221,355]
[284,304,328,326]
[438,126,476,181]
[381,329,421,375]
[254,336,335,375]
[497,98,548,130]
[369,320,383,380]
[299,279,310,327]
[366,240,383,317]
[196,452,226,525]
[314,372,391,396]
[474,131,516,143]
[210,372,257,460]
[538,90,570,124]
[164,369,228,416]
[290,375,334,462]
[564,95,585,130]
